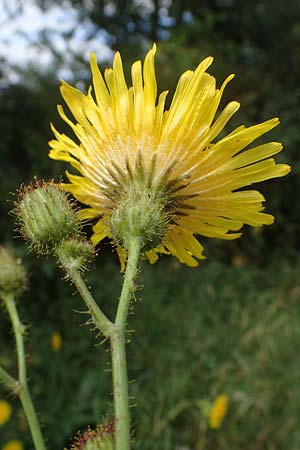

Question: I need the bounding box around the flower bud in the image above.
[67,422,115,450]
[15,180,81,254]
[0,247,27,299]
[57,239,94,273]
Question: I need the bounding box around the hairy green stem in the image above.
[4,294,46,450]
[115,237,141,328]
[112,236,142,450]
[5,295,26,383]
[111,330,130,450]
[60,236,141,450]
[62,267,114,337]
[19,387,47,450]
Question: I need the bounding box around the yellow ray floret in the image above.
[49,45,290,267]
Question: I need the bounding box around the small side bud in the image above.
[57,239,94,273]
[0,247,27,299]
[15,180,81,254]
[66,421,115,450]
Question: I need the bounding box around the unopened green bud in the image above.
[111,184,169,250]
[57,239,94,273]
[0,247,27,299]
[67,422,115,450]
[79,436,114,450]
[15,180,81,254]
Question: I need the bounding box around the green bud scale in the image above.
[67,421,115,450]
[111,183,169,251]
[0,246,27,299]
[15,179,81,254]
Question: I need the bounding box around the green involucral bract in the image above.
[16,181,81,254]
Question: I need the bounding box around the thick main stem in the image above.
[112,236,142,450]
[111,330,130,450]
[4,294,46,450]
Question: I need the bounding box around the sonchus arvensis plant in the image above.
[0,44,290,450]
[49,44,290,267]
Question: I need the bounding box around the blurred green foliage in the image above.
[0,0,299,449]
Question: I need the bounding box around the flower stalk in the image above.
[59,265,114,338]
[110,332,130,450]
[112,236,142,450]
[2,293,46,450]
[59,236,142,450]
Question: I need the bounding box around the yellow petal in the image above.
[90,52,111,108]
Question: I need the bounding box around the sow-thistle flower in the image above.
[50,331,62,352]
[0,400,12,426]
[49,45,290,267]
[208,394,229,429]
[1,441,24,450]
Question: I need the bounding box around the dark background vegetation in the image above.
[0,1,299,449]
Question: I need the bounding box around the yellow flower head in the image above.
[51,331,62,352]
[0,400,12,426]
[49,45,290,267]
[2,441,23,450]
[209,394,229,429]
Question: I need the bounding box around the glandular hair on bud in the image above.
[0,247,27,299]
[66,421,115,450]
[57,239,94,273]
[111,184,169,250]
[79,436,114,450]
[16,180,81,254]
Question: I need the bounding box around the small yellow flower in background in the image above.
[0,400,12,426]
[49,45,290,267]
[2,440,24,450]
[51,331,62,352]
[209,394,229,429]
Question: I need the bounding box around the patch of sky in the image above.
[0,0,112,83]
